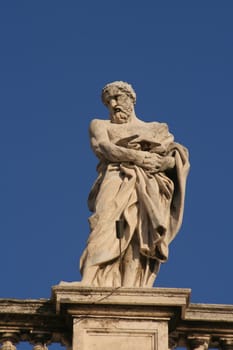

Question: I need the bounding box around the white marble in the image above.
[73,318,167,350]
[80,81,190,287]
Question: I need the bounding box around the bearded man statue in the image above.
[80,81,190,287]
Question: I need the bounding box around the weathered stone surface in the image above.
[80,81,190,288]
[185,303,233,322]
[53,285,190,314]
[52,285,233,349]
[53,286,188,350]
[73,318,167,350]
[1,288,233,349]
[0,299,71,346]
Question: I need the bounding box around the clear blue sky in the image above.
[0,1,232,305]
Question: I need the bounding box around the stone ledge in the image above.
[0,299,71,345]
[0,286,233,349]
[52,285,191,316]
[0,299,52,314]
[185,303,233,322]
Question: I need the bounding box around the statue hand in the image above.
[142,153,163,171]
[141,154,175,172]
[159,156,175,172]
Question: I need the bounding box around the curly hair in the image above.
[101,81,136,105]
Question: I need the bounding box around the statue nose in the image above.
[110,99,117,107]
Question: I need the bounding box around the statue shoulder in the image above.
[144,121,170,133]
[89,118,109,131]
[150,121,168,128]
[90,118,109,126]
[89,119,111,140]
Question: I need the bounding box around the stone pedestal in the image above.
[52,285,191,350]
[74,318,167,350]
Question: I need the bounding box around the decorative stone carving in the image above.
[187,335,210,350]
[0,300,71,347]
[220,337,233,350]
[169,333,179,350]
[0,292,233,350]
[0,341,16,350]
[30,333,50,350]
[52,286,191,350]
[80,81,190,287]
[32,344,48,350]
[0,333,19,350]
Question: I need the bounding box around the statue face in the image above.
[103,87,134,124]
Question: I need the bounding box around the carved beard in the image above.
[111,111,128,124]
[110,105,133,124]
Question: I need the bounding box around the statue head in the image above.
[101,81,136,106]
[101,81,137,124]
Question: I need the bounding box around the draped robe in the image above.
[80,121,190,287]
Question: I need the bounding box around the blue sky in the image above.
[0,1,232,305]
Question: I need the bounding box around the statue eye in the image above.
[114,95,121,101]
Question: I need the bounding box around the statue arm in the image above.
[89,119,175,171]
[89,119,147,166]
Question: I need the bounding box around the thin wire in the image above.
[91,286,122,304]
[119,235,123,287]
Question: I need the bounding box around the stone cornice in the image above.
[0,299,70,345]
[0,287,232,348]
[185,303,233,322]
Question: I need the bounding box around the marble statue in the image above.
[80,81,190,287]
